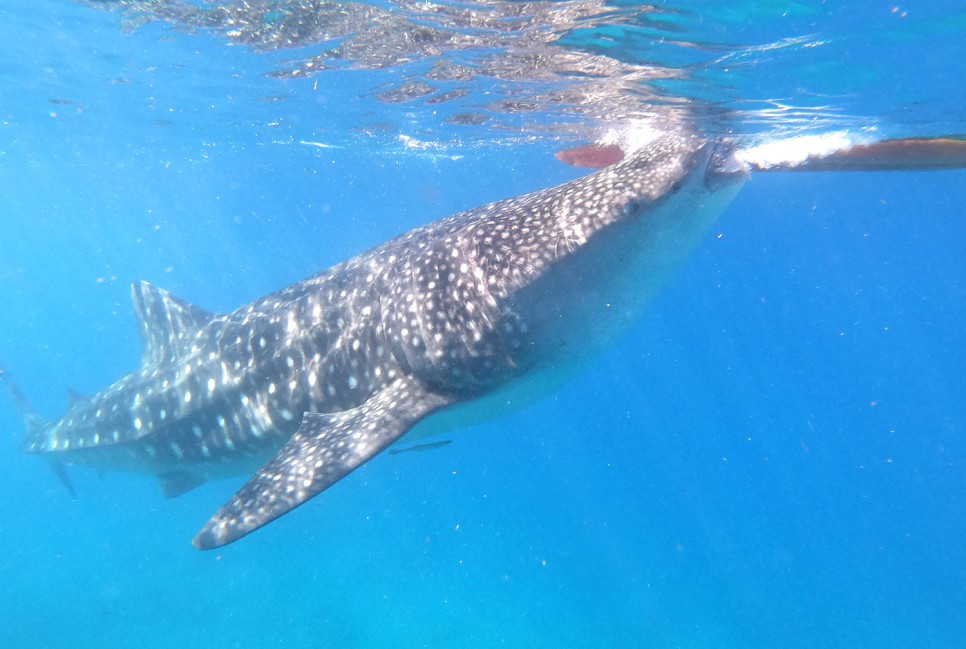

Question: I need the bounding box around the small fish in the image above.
[389,440,453,456]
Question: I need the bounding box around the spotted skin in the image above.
[10,131,749,549]
[194,376,451,549]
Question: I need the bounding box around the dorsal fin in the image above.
[65,386,88,408]
[131,281,216,366]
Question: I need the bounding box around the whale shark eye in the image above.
[670,180,682,192]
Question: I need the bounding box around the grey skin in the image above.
[8,132,748,549]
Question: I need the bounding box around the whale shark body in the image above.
[4,130,963,549]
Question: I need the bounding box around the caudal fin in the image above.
[0,364,77,498]
[0,364,46,438]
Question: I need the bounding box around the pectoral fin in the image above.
[193,377,453,550]
[158,469,206,499]
[47,459,77,499]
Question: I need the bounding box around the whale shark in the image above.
[3,130,964,549]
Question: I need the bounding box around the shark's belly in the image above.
[511,178,743,380]
[408,179,744,441]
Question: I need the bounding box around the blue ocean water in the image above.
[0,1,964,648]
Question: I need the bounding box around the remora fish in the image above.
[3,131,963,549]
[389,440,452,456]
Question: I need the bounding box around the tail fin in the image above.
[0,364,77,498]
[0,364,46,438]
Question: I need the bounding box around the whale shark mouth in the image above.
[706,140,751,190]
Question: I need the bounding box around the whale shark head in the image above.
[487,132,748,377]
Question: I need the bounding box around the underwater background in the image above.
[0,1,964,647]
